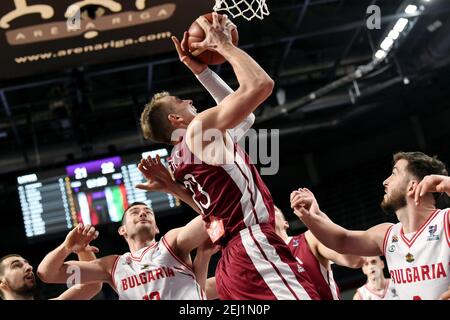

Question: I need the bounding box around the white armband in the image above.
[196,68,233,103]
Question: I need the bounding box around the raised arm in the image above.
[304,231,364,269]
[414,174,450,205]
[52,249,103,300]
[290,189,391,256]
[172,32,255,140]
[37,224,113,286]
[189,13,273,133]
[136,155,202,215]
[164,215,210,264]
[192,239,220,295]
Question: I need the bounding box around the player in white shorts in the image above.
[290,152,450,299]
[354,256,399,300]
[37,202,210,300]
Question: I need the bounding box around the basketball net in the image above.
[214,0,269,21]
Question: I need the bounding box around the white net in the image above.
[214,0,269,21]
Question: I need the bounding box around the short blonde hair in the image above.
[140,91,174,144]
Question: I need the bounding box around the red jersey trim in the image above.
[444,209,450,247]
[363,280,389,299]
[130,242,157,261]
[161,236,193,272]
[382,225,394,256]
[400,209,440,248]
[110,255,120,289]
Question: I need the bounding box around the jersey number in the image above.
[143,291,160,300]
[183,174,211,214]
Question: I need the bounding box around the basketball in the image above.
[187,12,239,65]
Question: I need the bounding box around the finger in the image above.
[190,40,207,50]
[181,31,190,53]
[212,12,219,27]
[77,223,83,233]
[414,183,422,205]
[171,36,184,58]
[88,246,100,254]
[87,226,96,237]
[220,14,228,28]
[420,180,432,197]
[196,16,210,32]
[82,225,91,236]
[135,183,152,191]
[144,157,153,168]
[155,154,162,165]
[299,207,310,217]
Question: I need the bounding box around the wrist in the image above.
[61,242,74,256]
[215,42,235,55]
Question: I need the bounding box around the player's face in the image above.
[274,207,289,234]
[0,256,36,296]
[124,205,158,239]
[362,257,384,279]
[381,159,409,214]
[166,96,198,124]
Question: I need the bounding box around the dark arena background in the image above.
[0,0,449,303]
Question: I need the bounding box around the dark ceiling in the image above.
[1,0,449,177]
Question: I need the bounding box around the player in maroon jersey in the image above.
[274,204,363,300]
[137,13,319,299]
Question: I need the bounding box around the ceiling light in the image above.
[405,5,418,14]
[388,30,400,40]
[380,37,394,51]
[375,50,387,60]
[393,18,409,33]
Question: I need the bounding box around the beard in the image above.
[8,278,36,298]
[381,188,407,215]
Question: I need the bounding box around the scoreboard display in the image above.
[17,148,180,240]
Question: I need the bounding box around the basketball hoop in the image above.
[214,0,269,21]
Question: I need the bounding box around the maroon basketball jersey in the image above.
[288,234,341,300]
[168,137,275,242]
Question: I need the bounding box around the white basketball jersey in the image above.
[356,279,399,300]
[111,237,204,300]
[383,208,450,300]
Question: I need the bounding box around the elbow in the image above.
[37,263,60,283]
[37,265,52,283]
[242,77,274,99]
[257,77,274,98]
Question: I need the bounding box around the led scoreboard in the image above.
[17,148,180,240]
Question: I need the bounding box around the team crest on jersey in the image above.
[405,252,415,263]
[427,224,440,241]
[391,235,398,243]
[124,254,132,265]
[292,239,299,247]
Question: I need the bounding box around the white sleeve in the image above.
[196,67,233,103]
[196,68,255,141]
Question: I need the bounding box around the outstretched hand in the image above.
[290,188,321,219]
[191,12,236,52]
[136,155,175,193]
[171,32,207,75]
[63,224,99,254]
[414,174,450,205]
